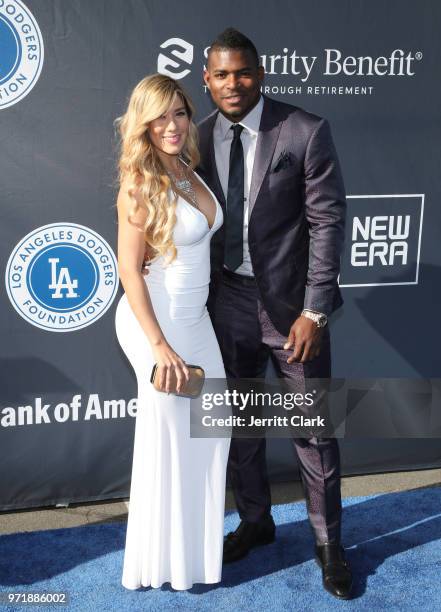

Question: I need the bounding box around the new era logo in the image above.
[339,194,424,287]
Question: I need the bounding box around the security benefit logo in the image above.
[157,37,193,79]
[339,195,424,287]
[0,0,44,109]
[5,223,118,332]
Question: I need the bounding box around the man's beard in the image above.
[228,108,244,116]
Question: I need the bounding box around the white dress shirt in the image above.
[213,95,264,277]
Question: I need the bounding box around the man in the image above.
[197,28,352,599]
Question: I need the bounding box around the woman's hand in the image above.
[152,340,190,393]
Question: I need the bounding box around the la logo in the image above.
[48,257,79,298]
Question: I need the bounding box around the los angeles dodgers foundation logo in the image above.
[5,223,118,332]
[0,0,44,109]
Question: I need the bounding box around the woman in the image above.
[114,74,230,591]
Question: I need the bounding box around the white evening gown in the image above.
[115,172,230,591]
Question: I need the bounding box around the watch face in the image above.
[318,315,327,327]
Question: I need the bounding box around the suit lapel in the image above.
[198,111,226,209]
[208,133,226,208]
[248,96,283,218]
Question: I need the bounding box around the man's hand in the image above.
[141,244,153,276]
[284,315,323,363]
[141,258,149,276]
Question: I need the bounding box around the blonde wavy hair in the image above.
[116,74,200,264]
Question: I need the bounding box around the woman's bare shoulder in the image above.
[119,172,144,198]
[117,174,147,224]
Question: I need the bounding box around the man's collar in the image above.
[215,95,264,140]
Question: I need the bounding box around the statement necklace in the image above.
[166,159,199,210]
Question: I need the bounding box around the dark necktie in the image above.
[224,123,244,271]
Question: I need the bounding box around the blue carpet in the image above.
[1,487,441,611]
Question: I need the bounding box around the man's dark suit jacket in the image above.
[197,94,346,337]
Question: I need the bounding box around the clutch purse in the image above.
[150,363,205,398]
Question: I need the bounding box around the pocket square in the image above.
[272,151,294,173]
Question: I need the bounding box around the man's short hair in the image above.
[207,27,260,68]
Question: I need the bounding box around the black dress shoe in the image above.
[223,517,276,563]
[315,543,353,599]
